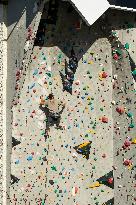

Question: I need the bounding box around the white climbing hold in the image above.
[24,41,30,52]
[113,74,118,80]
[72,187,78,196]
[111,100,116,105]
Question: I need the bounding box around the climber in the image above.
[39,93,66,139]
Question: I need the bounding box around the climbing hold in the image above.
[116,107,125,114]
[132,70,136,75]
[123,159,132,167]
[132,138,136,144]
[12,137,21,148]
[11,174,20,185]
[27,155,33,161]
[113,53,119,60]
[102,198,114,205]
[129,123,135,128]
[127,112,133,118]
[125,43,130,49]
[122,140,131,149]
[72,187,78,196]
[51,166,57,171]
[33,69,39,76]
[101,116,108,123]
[97,171,114,189]
[74,141,92,160]
[89,181,101,189]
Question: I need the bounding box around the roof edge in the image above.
[110,4,136,12]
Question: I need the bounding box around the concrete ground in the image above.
[9,2,136,205]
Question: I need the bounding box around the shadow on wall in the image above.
[35,1,136,94]
[7,0,42,28]
[34,0,113,93]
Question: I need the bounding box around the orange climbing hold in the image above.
[40,95,45,106]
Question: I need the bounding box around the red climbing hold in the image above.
[122,140,131,149]
[123,159,132,166]
[102,72,108,78]
[102,117,108,123]
[107,177,113,184]
[113,53,119,60]
[116,107,125,114]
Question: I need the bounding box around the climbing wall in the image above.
[9,2,136,205]
[108,10,136,205]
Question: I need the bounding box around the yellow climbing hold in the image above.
[78,142,92,149]
[88,129,96,134]
[87,97,91,100]
[128,164,133,170]
[88,60,93,64]
[89,181,101,188]
[132,138,136,144]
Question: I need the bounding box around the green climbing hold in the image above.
[127,112,133,118]
[44,148,47,152]
[88,102,92,105]
[46,72,52,77]
[116,48,122,56]
[51,166,57,171]
[58,53,62,59]
[111,31,117,37]
[125,43,129,49]
[41,131,45,135]
[132,70,136,75]
[129,123,135,128]
[100,108,103,111]
[58,59,61,64]
[42,200,45,205]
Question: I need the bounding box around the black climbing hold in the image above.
[12,137,21,148]
[11,174,20,185]
[74,141,92,160]
[102,197,114,205]
[97,170,114,189]
[49,180,54,185]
